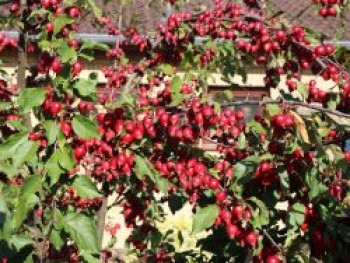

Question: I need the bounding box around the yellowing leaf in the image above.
[289,111,310,144]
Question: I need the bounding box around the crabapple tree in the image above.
[0,0,350,262]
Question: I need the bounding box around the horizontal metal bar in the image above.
[1,30,350,49]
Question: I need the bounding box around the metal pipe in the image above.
[1,30,350,49]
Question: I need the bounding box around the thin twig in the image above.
[263,229,283,253]
[220,99,350,120]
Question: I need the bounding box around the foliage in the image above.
[0,0,349,262]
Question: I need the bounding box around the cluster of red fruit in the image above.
[216,204,260,246]
[0,34,17,52]
[60,187,104,210]
[308,80,329,104]
[314,0,344,17]
[254,161,277,186]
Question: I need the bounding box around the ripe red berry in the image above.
[72,62,83,76]
[45,22,54,34]
[327,7,337,17]
[344,152,350,162]
[232,204,244,219]
[226,224,238,238]
[61,122,72,137]
[245,232,258,247]
[266,255,280,263]
[300,222,308,232]
[50,102,62,116]
[68,7,81,18]
[319,7,328,17]
[216,190,227,203]
[51,58,62,73]
[315,45,326,57]
[209,178,219,190]
[74,146,87,160]
[132,127,144,140]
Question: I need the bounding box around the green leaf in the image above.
[0,102,11,111]
[0,132,28,159]
[153,173,171,194]
[306,168,327,199]
[159,64,174,75]
[0,160,19,178]
[7,120,28,131]
[133,154,152,180]
[72,175,101,199]
[44,121,59,145]
[0,196,13,239]
[85,0,102,18]
[248,197,269,228]
[234,162,247,179]
[192,204,219,234]
[46,151,65,186]
[298,83,309,100]
[10,235,34,251]
[17,88,46,113]
[171,76,182,94]
[170,76,184,106]
[45,146,74,186]
[80,40,109,52]
[57,43,77,63]
[171,93,184,106]
[18,175,41,203]
[237,133,246,150]
[63,213,98,252]
[13,140,40,167]
[54,15,75,35]
[72,116,101,139]
[59,146,75,171]
[50,229,65,250]
[133,155,171,193]
[265,103,281,116]
[13,175,41,228]
[73,79,97,97]
[287,203,305,227]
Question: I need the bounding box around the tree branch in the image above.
[220,99,350,120]
[263,229,283,253]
